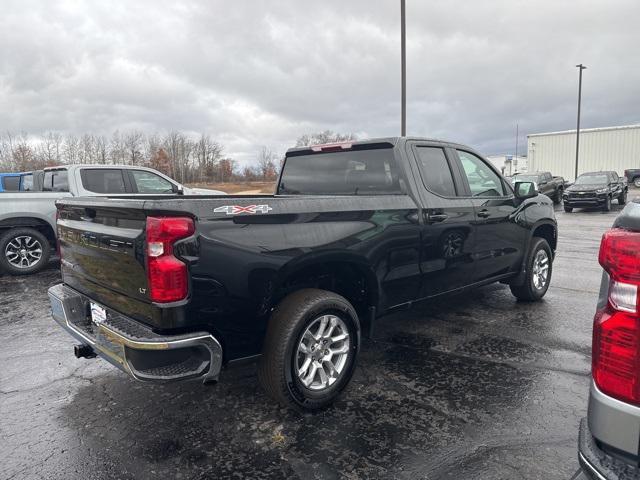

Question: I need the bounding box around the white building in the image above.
[527,124,640,181]
[486,155,528,176]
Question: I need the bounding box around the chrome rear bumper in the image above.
[48,283,223,383]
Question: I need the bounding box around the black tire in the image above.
[564,206,573,213]
[634,178,640,188]
[554,188,563,204]
[0,228,51,275]
[257,288,360,412]
[510,237,553,302]
[618,190,627,205]
[603,196,612,212]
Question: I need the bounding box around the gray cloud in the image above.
[1,0,639,165]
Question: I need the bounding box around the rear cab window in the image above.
[43,169,69,192]
[81,169,127,194]
[278,144,403,195]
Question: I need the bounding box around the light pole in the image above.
[574,64,587,180]
[401,0,406,136]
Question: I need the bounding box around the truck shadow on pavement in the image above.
[56,286,583,479]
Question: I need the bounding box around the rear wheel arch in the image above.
[0,217,56,248]
[272,256,380,332]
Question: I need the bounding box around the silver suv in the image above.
[579,201,640,479]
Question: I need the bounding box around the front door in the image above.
[453,149,528,282]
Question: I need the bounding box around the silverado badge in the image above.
[214,205,273,215]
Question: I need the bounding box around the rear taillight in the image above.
[593,228,640,405]
[145,216,194,303]
[55,209,61,258]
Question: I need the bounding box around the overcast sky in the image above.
[1,0,639,165]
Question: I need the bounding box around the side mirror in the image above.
[175,184,184,195]
[514,181,538,200]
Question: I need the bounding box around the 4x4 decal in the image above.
[213,205,273,215]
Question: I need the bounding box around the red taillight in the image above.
[55,209,61,258]
[593,308,640,405]
[599,228,640,283]
[593,228,640,405]
[145,216,194,303]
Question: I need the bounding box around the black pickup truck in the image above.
[511,171,565,204]
[48,137,557,410]
[563,171,627,212]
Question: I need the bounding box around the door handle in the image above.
[477,210,491,218]
[426,213,449,223]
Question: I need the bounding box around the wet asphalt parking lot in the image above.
[1,199,633,480]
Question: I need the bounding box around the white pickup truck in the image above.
[0,164,223,275]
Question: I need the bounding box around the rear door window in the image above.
[43,170,69,192]
[414,147,457,197]
[81,169,127,194]
[129,170,175,194]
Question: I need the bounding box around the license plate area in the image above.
[90,302,107,326]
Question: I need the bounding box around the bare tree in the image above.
[124,130,144,165]
[257,146,278,180]
[38,132,63,166]
[95,135,108,164]
[109,130,126,165]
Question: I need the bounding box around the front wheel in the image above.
[554,188,563,204]
[564,206,573,213]
[634,178,640,188]
[0,228,51,275]
[510,237,553,302]
[603,196,612,212]
[258,289,360,411]
[618,190,627,205]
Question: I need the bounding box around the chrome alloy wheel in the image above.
[295,314,350,391]
[5,235,43,269]
[532,249,549,290]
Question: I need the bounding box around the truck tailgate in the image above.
[57,199,155,324]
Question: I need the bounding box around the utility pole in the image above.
[401,0,406,136]
[575,64,587,180]
[513,123,519,176]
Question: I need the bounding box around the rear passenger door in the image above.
[453,149,528,282]
[408,142,477,297]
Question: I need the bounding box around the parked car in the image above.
[0,164,224,275]
[0,173,22,192]
[624,168,640,188]
[512,171,565,203]
[578,200,640,479]
[48,137,558,411]
[563,171,627,213]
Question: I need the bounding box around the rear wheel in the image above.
[603,196,612,212]
[510,237,552,302]
[258,289,360,411]
[0,228,51,275]
[564,206,573,213]
[634,178,640,188]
